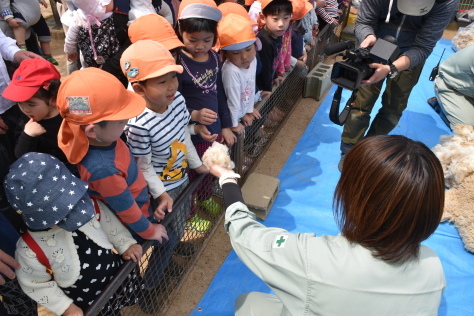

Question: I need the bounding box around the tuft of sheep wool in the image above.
[202,142,235,170]
[433,124,474,253]
[432,124,474,188]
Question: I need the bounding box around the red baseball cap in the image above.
[3,58,60,102]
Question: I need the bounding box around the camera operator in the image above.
[338,0,458,171]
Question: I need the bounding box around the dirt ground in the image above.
[39,5,461,315]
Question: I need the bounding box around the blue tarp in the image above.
[190,38,474,316]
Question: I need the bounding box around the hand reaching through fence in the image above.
[122,244,143,262]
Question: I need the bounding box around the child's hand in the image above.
[251,109,262,120]
[194,164,209,174]
[230,123,245,135]
[150,223,168,243]
[300,50,308,64]
[24,119,46,137]
[260,91,272,101]
[272,76,283,87]
[0,117,9,135]
[192,108,218,125]
[7,18,22,28]
[63,303,83,316]
[122,244,143,262]
[39,0,48,8]
[195,125,218,142]
[221,127,237,147]
[295,60,307,70]
[67,53,77,62]
[0,249,20,285]
[242,114,254,126]
[154,192,173,220]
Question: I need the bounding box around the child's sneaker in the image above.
[185,215,211,233]
[43,55,59,66]
[197,197,221,217]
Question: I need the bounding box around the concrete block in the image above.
[303,63,333,101]
[241,173,280,220]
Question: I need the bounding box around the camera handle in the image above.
[329,86,358,126]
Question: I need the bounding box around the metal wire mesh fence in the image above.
[38,11,347,316]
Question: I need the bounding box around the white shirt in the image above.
[222,58,257,127]
[0,30,20,114]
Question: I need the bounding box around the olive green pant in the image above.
[340,62,425,153]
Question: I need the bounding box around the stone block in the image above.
[241,173,280,220]
[303,63,333,101]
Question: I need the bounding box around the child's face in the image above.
[93,120,128,143]
[18,97,57,122]
[262,11,292,38]
[182,31,215,59]
[225,44,257,69]
[141,72,179,109]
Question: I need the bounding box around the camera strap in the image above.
[329,86,357,126]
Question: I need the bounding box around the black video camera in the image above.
[325,36,400,91]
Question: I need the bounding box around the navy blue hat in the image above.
[3,153,95,231]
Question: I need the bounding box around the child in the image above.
[121,39,207,263]
[256,0,293,100]
[290,0,313,63]
[64,0,119,69]
[1,0,58,64]
[128,13,185,61]
[56,67,174,300]
[2,58,75,173]
[175,0,235,231]
[316,0,339,30]
[5,152,143,315]
[219,13,261,135]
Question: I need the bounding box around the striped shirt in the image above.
[316,0,339,24]
[78,139,155,240]
[125,92,191,191]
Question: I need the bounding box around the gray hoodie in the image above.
[355,0,459,68]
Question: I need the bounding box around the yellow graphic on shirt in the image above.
[159,139,188,181]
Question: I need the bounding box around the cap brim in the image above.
[222,40,257,51]
[106,90,147,120]
[179,4,222,21]
[160,37,185,51]
[140,65,184,82]
[57,192,95,231]
[397,0,435,16]
[2,84,39,102]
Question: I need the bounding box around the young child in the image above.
[64,0,119,69]
[219,13,261,135]
[1,0,58,64]
[290,0,313,62]
[175,0,235,230]
[316,0,339,30]
[2,58,75,173]
[5,152,143,315]
[56,67,174,299]
[121,39,208,262]
[256,0,293,100]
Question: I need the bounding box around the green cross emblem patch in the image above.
[273,235,288,248]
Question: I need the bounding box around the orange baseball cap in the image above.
[121,40,183,82]
[261,0,272,10]
[291,0,313,20]
[128,14,184,50]
[178,0,222,21]
[218,13,257,51]
[3,58,60,102]
[218,3,257,25]
[57,68,145,164]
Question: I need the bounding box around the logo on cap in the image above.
[419,6,428,13]
[67,96,92,115]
